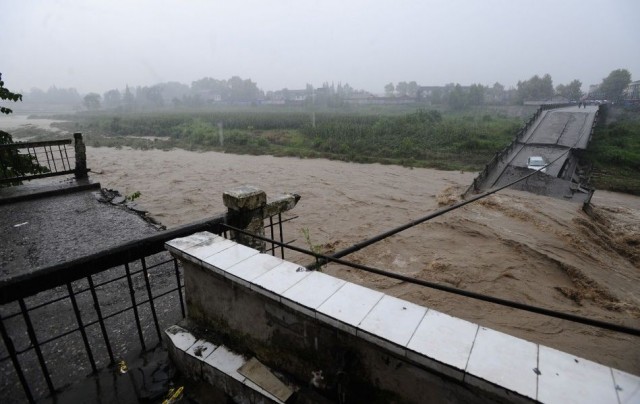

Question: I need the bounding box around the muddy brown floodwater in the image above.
[87,146,640,374]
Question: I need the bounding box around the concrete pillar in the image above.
[223,185,267,251]
[74,133,87,179]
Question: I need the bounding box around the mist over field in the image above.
[1,0,639,95]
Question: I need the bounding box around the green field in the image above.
[16,105,640,195]
[50,106,525,171]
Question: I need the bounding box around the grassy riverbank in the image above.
[585,109,640,195]
[50,107,523,171]
[16,105,640,194]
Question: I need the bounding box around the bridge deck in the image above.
[524,106,597,149]
[480,105,598,198]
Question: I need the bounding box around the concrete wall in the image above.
[181,259,499,404]
[166,233,640,403]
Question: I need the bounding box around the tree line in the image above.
[9,68,635,112]
[382,68,633,109]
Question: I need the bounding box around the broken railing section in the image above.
[0,132,88,185]
[223,185,300,252]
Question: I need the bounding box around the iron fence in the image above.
[0,212,293,403]
[0,134,88,186]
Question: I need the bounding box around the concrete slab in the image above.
[250,261,313,301]
[357,294,427,355]
[281,271,347,317]
[165,231,220,252]
[185,339,218,380]
[243,379,284,403]
[316,282,384,335]
[465,327,538,401]
[201,243,259,272]
[224,253,284,287]
[612,369,640,404]
[239,357,292,402]
[164,325,198,380]
[165,325,198,351]
[203,346,247,383]
[0,177,100,205]
[407,309,478,380]
[538,345,618,404]
[186,339,218,362]
[180,237,235,262]
[0,186,159,278]
[166,327,291,404]
[201,345,287,403]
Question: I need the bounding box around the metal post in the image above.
[278,213,285,259]
[87,276,115,365]
[66,283,97,373]
[124,263,146,351]
[173,258,186,318]
[74,132,87,179]
[0,315,35,403]
[18,299,55,395]
[141,257,162,343]
[269,216,275,255]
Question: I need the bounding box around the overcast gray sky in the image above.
[2,0,639,94]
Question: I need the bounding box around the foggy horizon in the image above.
[2,0,639,95]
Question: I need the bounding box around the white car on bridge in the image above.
[527,156,547,173]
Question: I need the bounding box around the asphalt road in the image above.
[0,188,158,279]
[0,185,180,402]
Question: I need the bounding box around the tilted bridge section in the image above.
[466,104,602,202]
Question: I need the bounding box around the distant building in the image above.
[624,80,640,100]
[265,89,309,105]
[345,94,415,105]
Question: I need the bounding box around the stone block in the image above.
[223,186,266,211]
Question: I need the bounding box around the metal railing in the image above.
[0,212,293,403]
[227,224,640,338]
[0,133,88,186]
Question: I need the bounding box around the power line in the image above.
[223,224,640,337]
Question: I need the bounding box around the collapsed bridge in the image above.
[467,104,602,202]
